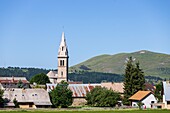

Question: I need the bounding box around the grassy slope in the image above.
[70,50,170,78]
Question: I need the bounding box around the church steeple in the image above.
[58,32,68,57]
[57,32,69,83]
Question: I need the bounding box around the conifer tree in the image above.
[0,89,4,108]
[133,62,145,92]
[123,57,145,105]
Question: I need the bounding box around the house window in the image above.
[62,47,64,51]
[151,101,155,103]
[29,104,33,107]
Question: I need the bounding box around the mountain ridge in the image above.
[70,50,170,78]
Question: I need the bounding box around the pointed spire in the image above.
[60,32,66,46]
[58,32,68,57]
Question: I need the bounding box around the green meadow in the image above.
[0,109,169,113]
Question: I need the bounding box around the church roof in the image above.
[47,71,58,78]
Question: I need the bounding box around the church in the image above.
[47,32,69,84]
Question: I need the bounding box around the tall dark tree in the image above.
[0,89,4,108]
[30,73,50,85]
[123,57,145,105]
[132,62,145,93]
[13,98,19,108]
[154,83,163,102]
[49,81,73,108]
[17,80,24,88]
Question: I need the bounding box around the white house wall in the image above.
[142,94,157,108]
[132,101,138,107]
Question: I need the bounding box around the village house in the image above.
[3,88,52,108]
[0,77,30,90]
[162,81,170,109]
[144,83,156,93]
[101,82,124,95]
[129,91,157,109]
[69,84,101,106]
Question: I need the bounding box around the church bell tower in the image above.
[57,32,69,83]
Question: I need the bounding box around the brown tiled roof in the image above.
[101,82,124,93]
[68,81,83,84]
[0,77,29,84]
[129,91,151,101]
[144,83,156,93]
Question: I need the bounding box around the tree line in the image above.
[0,67,49,80]
[0,67,163,84]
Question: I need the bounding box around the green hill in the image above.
[70,50,170,79]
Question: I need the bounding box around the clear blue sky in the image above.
[0,0,170,69]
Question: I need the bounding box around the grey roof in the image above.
[163,81,170,101]
[3,88,52,106]
[68,84,101,97]
[46,83,101,97]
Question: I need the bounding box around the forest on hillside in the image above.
[0,67,49,80]
[68,71,163,84]
[0,67,163,83]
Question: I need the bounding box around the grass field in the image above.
[0,109,169,113]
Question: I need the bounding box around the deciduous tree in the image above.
[49,81,73,108]
[86,86,121,107]
[30,73,50,85]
